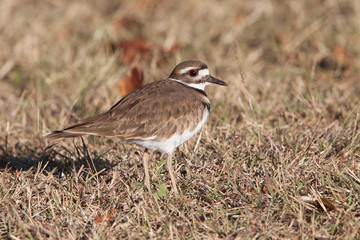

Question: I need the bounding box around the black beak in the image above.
[207,76,228,86]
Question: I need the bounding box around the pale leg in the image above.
[142,151,152,192]
[167,153,179,194]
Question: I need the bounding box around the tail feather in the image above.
[45,111,119,140]
[45,131,87,140]
[45,117,106,140]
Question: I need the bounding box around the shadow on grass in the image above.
[0,136,116,178]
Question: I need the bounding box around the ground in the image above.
[0,0,359,239]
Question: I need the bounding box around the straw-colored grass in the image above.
[1,0,359,239]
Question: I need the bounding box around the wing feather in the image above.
[46,80,209,141]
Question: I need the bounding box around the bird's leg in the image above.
[142,150,152,192]
[167,153,179,194]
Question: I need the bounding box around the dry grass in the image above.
[1,0,360,239]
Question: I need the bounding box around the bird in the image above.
[45,60,227,193]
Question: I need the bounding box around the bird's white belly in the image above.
[132,108,209,154]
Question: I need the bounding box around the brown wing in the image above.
[46,80,209,141]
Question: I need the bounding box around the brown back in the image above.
[47,80,210,141]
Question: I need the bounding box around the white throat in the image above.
[168,78,210,91]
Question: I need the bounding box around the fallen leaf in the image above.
[106,208,116,219]
[117,38,151,63]
[112,37,179,63]
[298,196,337,212]
[247,183,276,197]
[94,215,104,225]
[119,66,144,96]
[333,45,349,65]
[94,208,116,225]
[312,197,337,212]
[261,184,276,195]
[114,16,141,31]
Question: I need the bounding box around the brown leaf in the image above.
[111,37,180,63]
[120,38,149,52]
[94,208,116,225]
[298,196,337,212]
[106,208,116,219]
[119,66,144,96]
[312,197,337,212]
[117,38,151,63]
[261,184,276,194]
[114,16,141,31]
[333,45,349,65]
[94,215,104,225]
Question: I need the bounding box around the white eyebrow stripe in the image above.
[179,67,210,76]
[180,67,196,75]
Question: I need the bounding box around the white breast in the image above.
[132,107,209,154]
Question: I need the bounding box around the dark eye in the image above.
[188,70,198,77]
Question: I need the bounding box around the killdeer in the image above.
[46,60,227,193]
